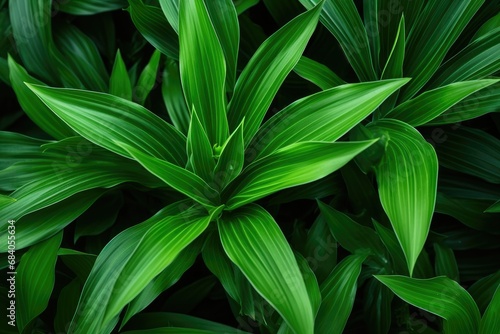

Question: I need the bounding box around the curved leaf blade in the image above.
[293,56,345,90]
[110,50,133,100]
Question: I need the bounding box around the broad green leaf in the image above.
[54,279,81,334]
[119,143,220,207]
[468,271,500,314]
[127,0,179,60]
[8,57,74,139]
[0,194,14,206]
[179,0,229,146]
[110,50,133,100]
[433,243,460,282]
[479,285,500,334]
[122,312,247,333]
[0,190,101,252]
[56,0,127,15]
[219,204,314,334]
[134,49,161,105]
[375,275,481,334]
[69,202,203,333]
[121,238,203,326]
[227,2,322,145]
[187,108,216,182]
[224,140,377,210]
[0,131,48,171]
[248,79,408,161]
[434,127,500,184]
[158,0,180,33]
[213,120,245,190]
[205,0,240,91]
[400,0,484,101]
[428,30,500,88]
[162,59,190,134]
[316,254,367,334]
[17,232,62,333]
[9,0,58,83]
[386,79,498,126]
[369,119,438,275]
[318,200,386,259]
[299,0,377,81]
[26,84,187,166]
[293,56,345,90]
[53,23,109,92]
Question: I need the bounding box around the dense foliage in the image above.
[0,0,499,333]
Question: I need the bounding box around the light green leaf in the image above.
[26,84,186,166]
[162,59,190,135]
[134,49,161,105]
[248,79,408,161]
[381,14,405,80]
[316,254,367,334]
[219,204,314,334]
[433,243,460,282]
[187,108,216,182]
[294,251,321,316]
[479,285,500,334]
[369,119,438,275]
[213,120,245,190]
[228,2,322,145]
[8,56,74,139]
[159,0,179,33]
[293,56,345,90]
[225,140,376,210]
[375,275,481,334]
[179,0,228,146]
[56,0,127,15]
[110,50,133,100]
[17,232,62,333]
[127,0,179,60]
[400,0,484,101]
[386,79,498,126]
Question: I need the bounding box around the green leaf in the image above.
[468,271,500,314]
[162,59,190,134]
[213,120,245,190]
[58,248,97,283]
[472,12,500,41]
[0,131,48,171]
[299,0,377,81]
[234,0,260,15]
[433,243,460,282]
[110,50,133,100]
[485,200,500,213]
[248,79,409,161]
[375,275,481,334]
[316,254,367,334]
[8,56,74,139]
[54,279,81,334]
[293,56,345,90]
[187,108,216,182]
[479,285,500,334]
[69,202,211,333]
[318,200,386,259]
[294,251,321,316]
[122,328,218,334]
[134,49,161,105]
[363,278,393,334]
[381,14,405,80]
[224,140,377,210]
[56,0,127,15]
[227,2,322,145]
[219,204,314,334]
[158,0,179,33]
[386,79,498,126]
[179,0,229,146]
[400,0,484,101]
[434,127,500,184]
[373,220,409,276]
[119,142,220,207]
[205,0,239,91]
[26,84,187,166]
[428,30,500,88]
[127,0,179,60]
[17,232,62,333]
[369,119,438,275]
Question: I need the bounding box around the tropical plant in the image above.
[0,0,499,334]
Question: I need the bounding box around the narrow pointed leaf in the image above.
[472,12,500,41]
[219,204,314,334]
[293,56,345,90]
[375,275,481,334]
[127,0,179,60]
[17,232,62,333]
[433,243,460,282]
[479,285,500,334]
[162,59,190,134]
[316,254,367,334]
[134,50,161,105]
[110,50,133,100]
[381,15,405,80]
[179,0,228,146]
[26,84,186,166]
[158,0,179,33]
[299,0,377,81]
[187,108,216,182]
[213,121,245,189]
[387,79,498,126]
[248,79,408,161]
[227,2,322,145]
[224,140,377,210]
[369,119,438,275]
[485,200,500,213]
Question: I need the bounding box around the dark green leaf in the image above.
[162,59,190,134]
[479,285,500,334]
[433,243,460,282]
[134,49,161,104]
[56,0,127,15]
[293,56,345,90]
